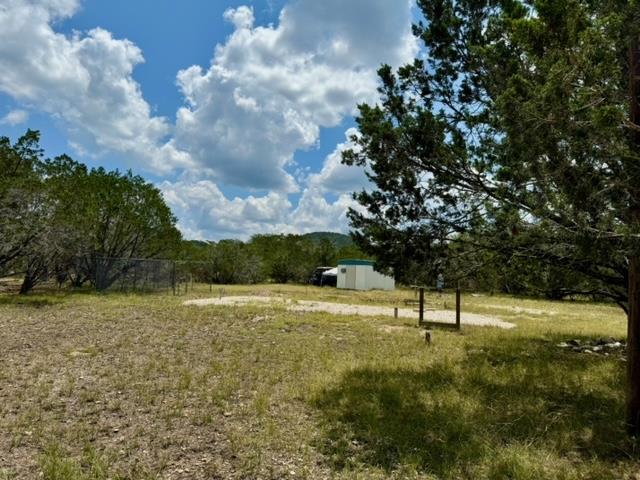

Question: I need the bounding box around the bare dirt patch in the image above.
[378,325,414,334]
[184,296,516,329]
[482,304,558,316]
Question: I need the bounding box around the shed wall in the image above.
[336,263,395,291]
[355,265,367,290]
[337,267,346,289]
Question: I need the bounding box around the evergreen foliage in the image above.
[343,0,639,307]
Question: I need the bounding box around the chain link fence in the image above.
[94,257,209,294]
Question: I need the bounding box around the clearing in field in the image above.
[0,284,637,479]
[184,295,516,329]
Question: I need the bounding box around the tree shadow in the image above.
[0,295,63,307]
[311,337,632,476]
[313,366,485,474]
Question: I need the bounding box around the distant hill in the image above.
[302,232,353,248]
[182,239,210,248]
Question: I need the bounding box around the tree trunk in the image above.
[628,256,640,433]
[19,274,35,295]
[628,36,640,434]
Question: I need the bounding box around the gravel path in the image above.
[184,296,516,329]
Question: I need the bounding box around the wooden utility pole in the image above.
[627,36,640,434]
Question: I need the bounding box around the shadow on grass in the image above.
[0,294,65,308]
[312,337,633,477]
[0,285,169,307]
[0,282,102,306]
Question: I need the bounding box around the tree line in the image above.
[1,130,181,293]
[0,129,599,295]
[178,234,365,285]
[0,129,606,297]
[0,131,366,292]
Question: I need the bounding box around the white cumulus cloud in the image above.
[0,0,191,172]
[0,0,415,238]
[160,179,293,240]
[161,126,371,239]
[307,128,369,194]
[174,0,416,191]
[0,108,29,126]
[160,177,364,241]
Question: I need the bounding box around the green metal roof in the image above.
[337,259,374,266]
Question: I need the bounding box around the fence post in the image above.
[132,261,138,292]
[95,256,102,293]
[456,282,461,330]
[419,287,424,326]
[172,261,176,296]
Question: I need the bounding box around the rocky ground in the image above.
[557,338,625,356]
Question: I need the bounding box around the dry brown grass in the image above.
[0,284,638,479]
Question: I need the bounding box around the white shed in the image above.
[336,259,395,291]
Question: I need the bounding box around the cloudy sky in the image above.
[0,0,417,240]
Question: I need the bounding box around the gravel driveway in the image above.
[184,296,516,329]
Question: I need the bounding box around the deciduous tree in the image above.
[0,130,45,275]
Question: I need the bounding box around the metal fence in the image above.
[94,257,205,294]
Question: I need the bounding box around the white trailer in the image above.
[336,259,395,291]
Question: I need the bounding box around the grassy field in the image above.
[0,284,638,479]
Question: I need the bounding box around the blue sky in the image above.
[0,0,417,239]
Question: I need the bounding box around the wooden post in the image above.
[171,261,176,296]
[132,261,138,292]
[455,284,461,331]
[629,256,640,433]
[419,287,424,326]
[628,36,640,435]
[394,307,398,319]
